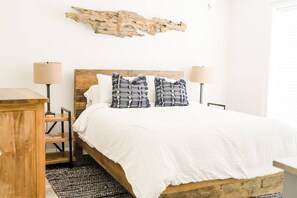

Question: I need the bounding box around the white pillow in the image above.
[96,74,112,103]
[146,76,155,103]
[96,74,192,104]
[83,85,100,107]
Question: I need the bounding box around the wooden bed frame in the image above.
[73,69,283,198]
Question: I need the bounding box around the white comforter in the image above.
[73,103,297,198]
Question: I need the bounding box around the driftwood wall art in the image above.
[65,7,187,38]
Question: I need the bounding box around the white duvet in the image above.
[73,102,297,198]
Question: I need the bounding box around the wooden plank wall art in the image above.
[65,6,187,37]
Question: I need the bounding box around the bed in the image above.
[73,69,295,198]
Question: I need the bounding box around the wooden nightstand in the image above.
[45,107,75,167]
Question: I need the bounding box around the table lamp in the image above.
[33,62,62,115]
[191,66,214,104]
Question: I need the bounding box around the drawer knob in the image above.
[0,149,2,156]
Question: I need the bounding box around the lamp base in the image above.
[45,111,55,116]
[200,83,204,104]
[45,84,55,117]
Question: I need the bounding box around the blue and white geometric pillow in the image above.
[111,73,150,108]
[155,77,189,107]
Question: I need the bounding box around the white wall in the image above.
[227,0,274,116]
[0,0,230,113]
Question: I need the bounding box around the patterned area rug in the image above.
[46,155,282,198]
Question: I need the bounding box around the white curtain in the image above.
[267,4,297,129]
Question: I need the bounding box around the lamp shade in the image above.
[33,62,62,84]
[191,66,214,83]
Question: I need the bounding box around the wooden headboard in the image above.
[74,69,184,118]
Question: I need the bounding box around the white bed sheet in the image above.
[73,102,297,198]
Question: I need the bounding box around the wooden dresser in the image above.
[0,88,47,198]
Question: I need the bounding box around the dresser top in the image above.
[0,88,48,104]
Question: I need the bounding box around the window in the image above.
[267,4,297,128]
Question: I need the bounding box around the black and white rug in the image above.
[46,155,282,198]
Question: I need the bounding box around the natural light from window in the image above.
[267,4,297,129]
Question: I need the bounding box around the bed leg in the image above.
[74,133,83,160]
[74,141,83,160]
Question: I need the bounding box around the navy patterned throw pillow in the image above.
[111,73,150,108]
[155,77,189,107]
